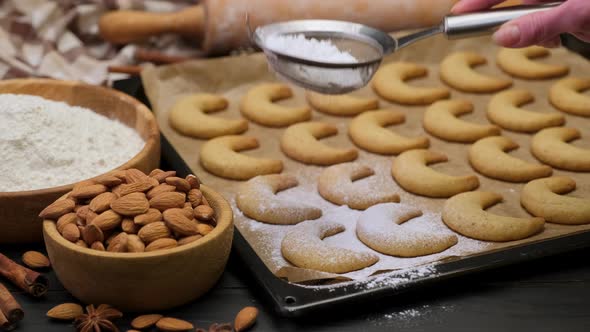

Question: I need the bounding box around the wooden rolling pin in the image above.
[100,0,458,55]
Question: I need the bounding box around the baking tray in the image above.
[112,47,590,316]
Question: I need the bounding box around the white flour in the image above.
[0,94,145,192]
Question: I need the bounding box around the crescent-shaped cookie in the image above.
[240,83,311,127]
[521,176,590,225]
[549,77,590,117]
[371,62,450,105]
[236,174,322,225]
[487,89,565,133]
[317,163,400,210]
[356,203,458,257]
[168,94,248,139]
[280,122,358,165]
[391,149,480,198]
[423,99,501,143]
[281,221,379,274]
[440,51,512,93]
[199,135,283,180]
[442,191,545,242]
[496,46,569,79]
[306,91,379,116]
[469,136,553,183]
[531,127,590,171]
[348,109,430,155]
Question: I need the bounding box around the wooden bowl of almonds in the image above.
[42,169,234,311]
[0,79,160,243]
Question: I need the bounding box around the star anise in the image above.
[74,304,122,332]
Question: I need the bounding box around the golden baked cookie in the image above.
[371,62,450,105]
[521,176,590,225]
[440,51,512,93]
[391,149,480,198]
[531,127,590,171]
[236,174,322,225]
[496,46,569,79]
[442,191,545,242]
[168,93,248,139]
[487,89,565,133]
[549,77,590,117]
[356,203,458,257]
[280,122,358,166]
[469,136,552,183]
[199,135,283,180]
[281,221,379,274]
[240,83,311,127]
[423,99,501,143]
[317,163,400,210]
[306,91,379,116]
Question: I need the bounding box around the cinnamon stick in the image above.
[0,253,48,297]
[107,65,143,75]
[0,283,23,324]
[0,309,15,331]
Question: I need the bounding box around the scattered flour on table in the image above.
[0,93,145,192]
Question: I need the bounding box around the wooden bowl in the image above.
[43,185,234,311]
[0,79,160,243]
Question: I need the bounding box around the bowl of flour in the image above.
[0,79,160,243]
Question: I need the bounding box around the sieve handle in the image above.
[443,2,562,39]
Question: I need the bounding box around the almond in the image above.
[105,232,120,246]
[121,218,139,234]
[56,213,78,233]
[118,181,154,196]
[201,196,210,207]
[194,205,214,221]
[125,168,149,183]
[91,241,105,251]
[39,199,76,219]
[127,235,145,253]
[148,169,164,177]
[163,209,199,236]
[82,224,104,245]
[111,192,150,216]
[177,234,203,246]
[131,314,163,329]
[187,189,203,208]
[94,175,123,187]
[76,205,89,220]
[86,210,98,224]
[186,174,201,189]
[110,170,127,180]
[165,177,191,192]
[145,238,177,252]
[46,303,83,320]
[69,184,108,200]
[146,183,176,200]
[72,179,96,191]
[156,317,194,331]
[61,223,80,242]
[149,192,186,211]
[134,208,162,226]
[112,184,124,197]
[89,192,117,213]
[76,217,86,227]
[197,223,214,236]
[182,203,195,219]
[22,251,50,269]
[234,306,258,332]
[138,222,171,243]
[107,232,128,252]
[75,240,88,248]
[151,170,176,183]
[92,210,122,231]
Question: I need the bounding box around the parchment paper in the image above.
[141,35,590,283]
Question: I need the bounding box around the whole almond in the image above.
[82,224,104,245]
[146,184,176,200]
[131,314,163,329]
[125,168,149,183]
[197,223,214,236]
[76,217,86,227]
[194,205,214,221]
[187,189,203,208]
[46,303,83,320]
[69,184,108,200]
[163,209,199,236]
[165,177,191,192]
[107,232,128,252]
[56,213,78,233]
[134,208,162,226]
[178,234,203,246]
[201,196,210,207]
[86,210,98,224]
[145,238,177,252]
[91,241,105,251]
[111,192,150,216]
[22,251,50,269]
[118,181,154,196]
[94,175,123,187]
[149,192,186,211]
[151,170,176,183]
[186,174,201,189]
[110,170,127,180]
[72,179,95,191]
[92,210,122,231]
[149,169,164,177]
[121,218,139,234]
[61,223,80,242]
[234,306,258,332]
[75,240,88,248]
[138,222,171,243]
[156,317,194,331]
[112,184,124,197]
[182,204,195,219]
[39,199,76,219]
[127,235,145,253]
[76,205,89,220]
[89,192,117,213]
[105,232,121,246]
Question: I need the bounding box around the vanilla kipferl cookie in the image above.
[440,51,512,93]
[391,149,479,198]
[280,122,358,165]
[549,77,590,117]
[281,221,379,274]
[469,136,552,183]
[168,94,248,139]
[423,99,501,143]
[531,127,590,171]
[496,46,569,79]
[348,109,430,155]
[521,176,590,225]
[442,191,545,242]
[236,174,322,225]
[200,135,283,180]
[318,163,400,210]
[306,91,379,116]
[487,89,565,133]
[240,83,311,127]
[356,203,458,257]
[372,62,450,105]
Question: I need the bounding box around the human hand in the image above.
[451,0,590,48]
